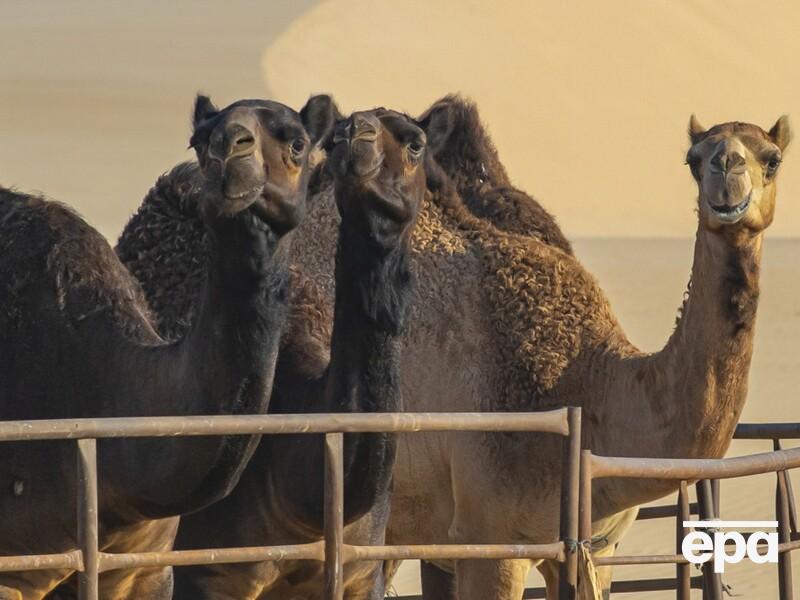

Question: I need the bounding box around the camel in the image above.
[384,115,791,598]
[418,95,572,253]
[116,108,427,598]
[0,93,335,599]
[271,114,787,598]
[120,107,789,599]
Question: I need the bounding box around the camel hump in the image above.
[115,162,208,341]
[0,187,159,342]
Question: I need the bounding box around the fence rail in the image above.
[576,423,800,599]
[0,408,581,600]
[3,412,799,599]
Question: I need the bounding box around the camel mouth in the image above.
[707,193,751,224]
[224,184,264,203]
[357,164,382,182]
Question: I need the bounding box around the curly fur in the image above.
[1,188,158,343]
[421,94,573,254]
[410,170,626,410]
[115,162,208,341]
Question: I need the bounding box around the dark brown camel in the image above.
[0,94,335,600]
[418,94,572,253]
[249,115,787,599]
[415,96,572,593]
[116,108,426,598]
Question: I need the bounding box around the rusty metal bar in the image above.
[590,445,800,480]
[676,481,691,600]
[735,423,800,439]
[785,468,799,533]
[76,438,98,600]
[324,432,344,600]
[775,438,794,600]
[0,409,570,441]
[98,542,324,572]
[558,406,581,600]
[696,479,723,600]
[579,450,592,544]
[609,576,704,593]
[345,542,565,563]
[711,478,720,518]
[638,501,698,520]
[594,553,689,566]
[0,551,83,573]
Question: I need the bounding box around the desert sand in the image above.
[2,1,799,596]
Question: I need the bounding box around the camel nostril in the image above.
[223,125,257,159]
[351,113,380,140]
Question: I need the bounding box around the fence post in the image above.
[324,432,344,600]
[696,480,722,600]
[77,438,99,600]
[577,450,593,597]
[558,407,581,600]
[774,439,794,600]
[676,481,691,600]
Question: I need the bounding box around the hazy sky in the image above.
[2,0,799,239]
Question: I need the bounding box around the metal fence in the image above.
[0,408,581,600]
[579,424,800,600]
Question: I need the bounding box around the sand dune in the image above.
[263,0,800,239]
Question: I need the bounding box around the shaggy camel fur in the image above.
[385,116,791,599]
[418,94,572,253]
[121,109,787,598]
[264,115,786,598]
[0,94,333,600]
[117,108,427,598]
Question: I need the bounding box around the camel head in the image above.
[189,94,339,232]
[417,94,510,190]
[686,115,791,235]
[327,109,426,247]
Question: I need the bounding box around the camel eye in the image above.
[407,140,424,158]
[766,156,781,175]
[290,138,306,159]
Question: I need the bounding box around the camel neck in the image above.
[658,225,761,453]
[595,225,762,512]
[267,216,412,532]
[324,223,410,518]
[327,224,410,412]
[121,211,291,518]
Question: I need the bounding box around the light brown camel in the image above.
[0,94,334,599]
[384,115,791,598]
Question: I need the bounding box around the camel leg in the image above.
[455,558,531,600]
[0,586,22,600]
[537,559,559,600]
[421,561,456,599]
[592,543,617,600]
[538,544,614,599]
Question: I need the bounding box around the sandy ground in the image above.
[2,2,799,597]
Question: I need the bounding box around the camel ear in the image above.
[418,100,457,155]
[688,114,706,145]
[300,95,342,146]
[192,94,218,130]
[769,115,792,151]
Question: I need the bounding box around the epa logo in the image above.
[681,520,779,573]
